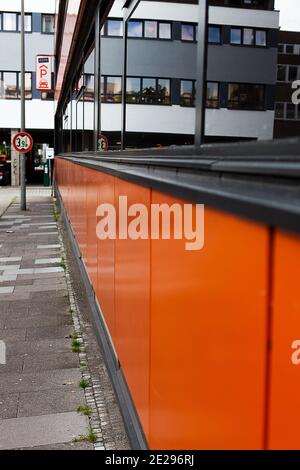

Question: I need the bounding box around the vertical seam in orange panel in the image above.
[263,227,275,450]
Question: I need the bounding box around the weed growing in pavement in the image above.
[77,404,92,416]
[79,379,90,389]
[72,339,81,353]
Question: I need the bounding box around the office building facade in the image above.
[274,30,300,139]
[58,0,279,152]
[0,0,55,185]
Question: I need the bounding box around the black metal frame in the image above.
[56,137,300,236]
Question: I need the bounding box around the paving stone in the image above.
[5,314,72,329]
[0,329,27,342]
[0,393,19,419]
[0,412,88,450]
[26,325,73,341]
[0,368,82,394]
[6,339,71,356]
[18,388,85,418]
[0,356,24,375]
[23,352,79,372]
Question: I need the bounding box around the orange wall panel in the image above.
[85,167,99,288]
[114,179,151,439]
[150,192,269,450]
[95,172,116,339]
[268,231,300,449]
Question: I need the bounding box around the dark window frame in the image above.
[101,75,122,104]
[0,70,32,100]
[230,26,268,48]
[102,18,173,41]
[227,82,266,111]
[181,22,197,43]
[180,79,196,107]
[208,25,222,44]
[126,76,172,106]
[41,14,55,35]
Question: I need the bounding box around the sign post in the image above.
[20,0,26,210]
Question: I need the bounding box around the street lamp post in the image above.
[20,0,26,210]
[195,0,209,148]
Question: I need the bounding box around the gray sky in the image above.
[275,0,300,31]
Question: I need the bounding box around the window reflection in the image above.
[107,19,123,37]
[128,21,143,38]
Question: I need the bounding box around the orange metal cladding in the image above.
[268,231,300,449]
[56,160,272,449]
[95,172,116,339]
[114,179,151,438]
[150,191,269,450]
[85,167,99,287]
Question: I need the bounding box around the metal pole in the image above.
[194,0,209,149]
[20,0,26,210]
[94,4,101,151]
[121,16,128,151]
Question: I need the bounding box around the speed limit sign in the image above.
[13,132,33,153]
[98,134,109,152]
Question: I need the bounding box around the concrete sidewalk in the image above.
[0,190,129,450]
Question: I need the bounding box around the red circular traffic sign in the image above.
[13,132,33,153]
[98,134,109,152]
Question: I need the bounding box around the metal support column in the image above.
[94,4,101,151]
[20,0,26,210]
[121,17,128,150]
[121,0,141,151]
[195,0,209,149]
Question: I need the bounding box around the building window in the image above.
[228,83,265,110]
[2,12,17,31]
[206,82,219,108]
[17,14,32,32]
[288,66,298,82]
[181,23,196,42]
[144,21,157,38]
[256,30,267,46]
[1,72,17,98]
[230,28,242,44]
[102,18,172,40]
[286,45,294,54]
[42,14,55,34]
[275,102,284,119]
[126,77,171,105]
[230,27,267,46]
[101,76,122,103]
[277,65,286,82]
[275,102,300,120]
[278,44,284,53]
[107,19,123,37]
[0,72,31,99]
[180,80,195,107]
[208,26,221,44]
[84,74,95,102]
[286,103,296,119]
[159,22,171,40]
[128,20,143,38]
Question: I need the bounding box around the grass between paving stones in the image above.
[77,404,92,417]
[80,379,90,390]
[73,426,97,444]
[71,339,81,353]
[60,257,67,271]
[53,210,60,222]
